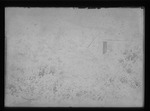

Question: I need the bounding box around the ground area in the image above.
[5,8,143,107]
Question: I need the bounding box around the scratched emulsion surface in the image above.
[5,8,143,107]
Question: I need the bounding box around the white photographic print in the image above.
[5,8,144,107]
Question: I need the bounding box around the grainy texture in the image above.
[5,8,143,107]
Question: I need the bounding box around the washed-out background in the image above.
[5,8,143,107]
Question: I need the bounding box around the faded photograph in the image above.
[5,8,144,107]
